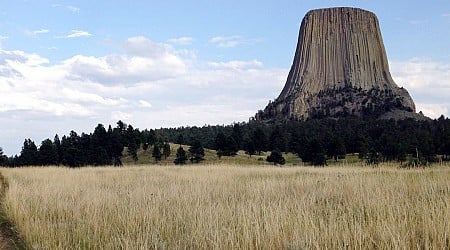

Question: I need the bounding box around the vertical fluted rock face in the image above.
[258,7,417,120]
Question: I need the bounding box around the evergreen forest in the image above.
[1,116,450,167]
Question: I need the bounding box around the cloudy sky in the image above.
[1,0,450,155]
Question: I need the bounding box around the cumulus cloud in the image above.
[0,37,287,154]
[168,37,194,45]
[209,35,259,48]
[390,58,450,118]
[63,37,187,84]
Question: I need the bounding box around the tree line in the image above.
[1,115,450,167]
[156,115,450,166]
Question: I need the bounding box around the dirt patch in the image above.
[0,173,26,249]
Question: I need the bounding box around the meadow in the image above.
[1,164,449,249]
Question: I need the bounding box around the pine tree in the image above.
[39,139,58,166]
[252,128,267,155]
[152,143,162,162]
[243,137,256,157]
[163,142,171,159]
[109,126,124,166]
[189,140,204,163]
[128,140,138,163]
[19,139,39,166]
[215,132,238,158]
[0,147,7,166]
[53,134,62,165]
[174,146,188,165]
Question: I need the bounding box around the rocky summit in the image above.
[256,7,422,121]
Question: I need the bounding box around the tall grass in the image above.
[1,164,449,249]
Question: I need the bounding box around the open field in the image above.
[120,143,361,166]
[1,164,449,249]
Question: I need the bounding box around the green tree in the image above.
[266,150,285,165]
[163,142,171,159]
[128,140,138,163]
[19,139,39,166]
[108,126,124,166]
[91,124,112,165]
[53,134,62,165]
[0,147,7,166]
[231,123,243,149]
[189,140,204,163]
[327,135,346,161]
[141,129,156,147]
[152,143,162,162]
[174,146,188,165]
[39,139,58,166]
[176,134,184,146]
[269,126,287,152]
[243,137,256,157]
[297,138,327,167]
[60,131,84,167]
[215,132,238,158]
[252,128,267,155]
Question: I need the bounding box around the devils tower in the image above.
[257,7,418,120]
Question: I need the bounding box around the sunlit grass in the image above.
[1,164,449,249]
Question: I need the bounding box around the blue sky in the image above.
[1,0,450,155]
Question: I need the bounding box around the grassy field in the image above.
[1,164,449,249]
[120,143,361,166]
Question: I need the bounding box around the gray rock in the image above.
[257,7,418,120]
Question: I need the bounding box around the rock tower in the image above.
[257,7,417,120]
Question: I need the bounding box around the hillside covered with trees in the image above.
[1,116,450,167]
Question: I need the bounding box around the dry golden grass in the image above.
[1,164,449,249]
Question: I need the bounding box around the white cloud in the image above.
[67,5,80,13]
[60,30,92,39]
[390,58,450,118]
[112,111,132,121]
[208,60,263,70]
[24,29,49,37]
[35,29,49,34]
[3,35,449,155]
[63,37,187,84]
[0,38,286,154]
[52,4,80,13]
[139,100,152,108]
[209,35,259,48]
[168,37,194,45]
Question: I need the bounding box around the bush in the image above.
[266,151,285,165]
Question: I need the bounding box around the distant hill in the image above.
[121,143,305,166]
[120,142,369,166]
